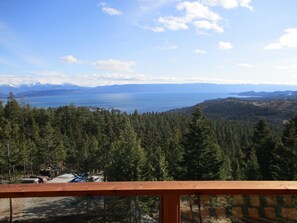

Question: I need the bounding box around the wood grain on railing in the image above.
[1,181,297,198]
[1,181,297,223]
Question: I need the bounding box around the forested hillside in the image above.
[1,93,297,183]
[171,97,297,124]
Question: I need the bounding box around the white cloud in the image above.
[0,72,67,86]
[5,71,297,87]
[265,43,282,50]
[59,57,137,73]
[138,0,177,14]
[201,0,238,9]
[274,64,297,70]
[141,25,165,32]
[157,42,178,50]
[237,63,253,68]
[156,16,189,31]
[145,0,254,33]
[0,72,149,87]
[202,0,253,10]
[194,20,224,33]
[274,65,290,70]
[151,26,165,32]
[99,2,122,16]
[238,0,253,11]
[218,41,233,49]
[59,55,81,64]
[194,49,207,54]
[151,1,223,33]
[265,28,297,50]
[102,7,122,16]
[0,72,261,87]
[93,59,135,72]
[177,1,221,21]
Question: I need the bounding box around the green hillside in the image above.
[170,97,297,124]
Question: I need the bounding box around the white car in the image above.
[20,178,40,184]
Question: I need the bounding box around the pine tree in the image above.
[4,93,21,123]
[271,117,297,180]
[245,149,261,180]
[270,143,292,180]
[36,122,66,168]
[182,108,227,180]
[0,120,22,181]
[143,146,171,181]
[108,115,146,181]
[231,148,246,180]
[252,119,275,180]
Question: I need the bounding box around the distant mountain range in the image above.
[0,83,88,98]
[2,83,297,99]
[235,90,297,99]
[2,83,297,124]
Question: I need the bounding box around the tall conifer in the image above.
[182,108,227,180]
[271,117,297,180]
[252,119,275,179]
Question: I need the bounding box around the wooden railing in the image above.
[1,181,297,223]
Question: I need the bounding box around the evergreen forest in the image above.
[1,92,297,182]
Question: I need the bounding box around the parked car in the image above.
[20,178,40,184]
[30,175,48,183]
[70,176,87,183]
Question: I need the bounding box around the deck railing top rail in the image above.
[1,181,297,198]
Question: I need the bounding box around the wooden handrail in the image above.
[1,181,297,198]
[2,181,297,223]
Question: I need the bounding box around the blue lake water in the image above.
[18,92,233,113]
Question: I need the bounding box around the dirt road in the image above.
[0,174,87,222]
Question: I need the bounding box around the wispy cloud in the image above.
[148,1,223,33]
[0,58,13,66]
[99,2,122,16]
[265,28,297,50]
[156,16,189,31]
[102,7,122,16]
[138,0,176,10]
[59,56,135,73]
[0,72,67,86]
[238,0,253,11]
[218,41,233,49]
[194,20,224,33]
[0,21,13,48]
[59,55,81,64]
[274,64,297,70]
[0,72,265,87]
[144,26,165,32]
[274,65,290,70]
[202,0,253,11]
[93,59,135,72]
[237,63,253,68]
[157,42,178,50]
[201,0,238,9]
[0,20,46,67]
[145,0,253,34]
[194,49,207,54]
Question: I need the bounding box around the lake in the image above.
[17,92,233,113]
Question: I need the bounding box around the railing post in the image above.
[161,194,180,223]
[9,198,13,223]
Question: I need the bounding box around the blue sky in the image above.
[0,0,297,86]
